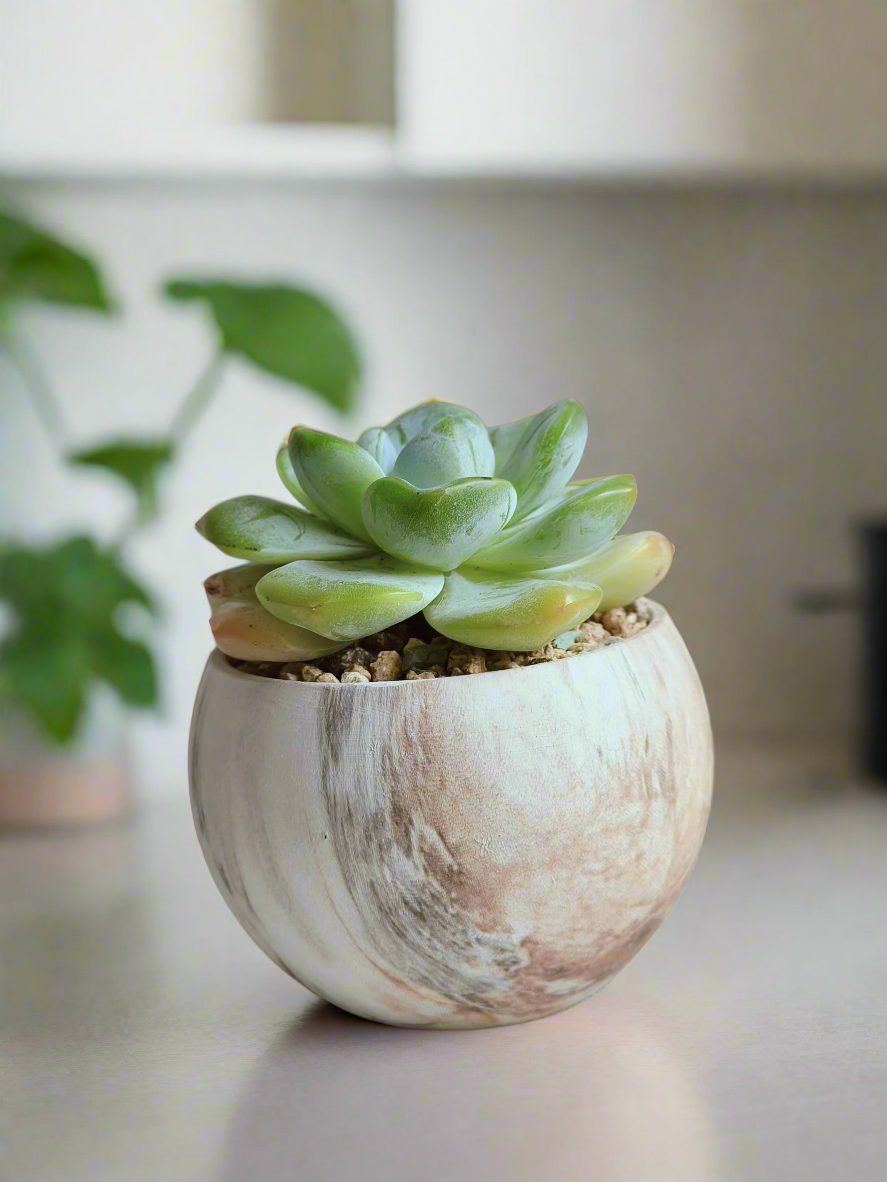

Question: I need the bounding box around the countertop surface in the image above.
[2,743,886,1182]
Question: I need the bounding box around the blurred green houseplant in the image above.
[0,209,361,744]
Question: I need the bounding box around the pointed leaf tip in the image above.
[424,568,602,651]
[357,426,398,474]
[196,495,375,563]
[551,531,674,611]
[384,401,487,451]
[390,415,495,488]
[362,476,516,571]
[256,556,444,642]
[471,474,636,572]
[203,564,346,661]
[492,399,588,519]
[288,427,383,543]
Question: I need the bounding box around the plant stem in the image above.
[169,349,226,443]
[1,334,69,451]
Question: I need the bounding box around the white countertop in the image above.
[2,743,885,1182]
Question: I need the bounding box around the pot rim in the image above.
[205,599,668,691]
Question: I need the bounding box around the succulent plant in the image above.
[197,399,674,661]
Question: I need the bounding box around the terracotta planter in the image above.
[0,697,132,830]
[189,601,713,1028]
[0,759,131,829]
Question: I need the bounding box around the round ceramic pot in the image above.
[189,601,713,1029]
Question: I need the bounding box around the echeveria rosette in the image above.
[196,399,674,660]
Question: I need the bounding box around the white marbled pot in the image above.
[189,601,713,1029]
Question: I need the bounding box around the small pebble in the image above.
[371,650,403,682]
[633,598,654,624]
[599,608,627,635]
[316,672,339,684]
[489,656,522,671]
[342,670,370,684]
[301,665,324,682]
[345,664,371,680]
[406,669,437,680]
[447,648,487,675]
[327,645,375,675]
[365,624,412,653]
[526,644,557,665]
[402,638,452,671]
[579,620,607,644]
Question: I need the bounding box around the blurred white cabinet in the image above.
[0,0,395,177]
[0,1,266,134]
[4,0,887,179]
[398,0,887,177]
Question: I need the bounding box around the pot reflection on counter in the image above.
[217,995,718,1182]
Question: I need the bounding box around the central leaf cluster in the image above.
[197,399,673,655]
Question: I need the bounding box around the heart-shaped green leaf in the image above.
[288,427,384,543]
[0,211,115,312]
[257,556,444,642]
[470,474,636,572]
[384,400,486,451]
[424,569,602,651]
[494,399,588,520]
[275,444,332,520]
[204,564,346,661]
[68,438,174,525]
[545,531,674,611]
[390,415,495,488]
[164,279,361,412]
[0,536,156,744]
[196,496,375,563]
[362,477,517,571]
[89,632,157,707]
[357,427,398,474]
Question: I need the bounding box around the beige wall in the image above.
[0,184,878,794]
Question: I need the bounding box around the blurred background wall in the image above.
[1,1,883,799]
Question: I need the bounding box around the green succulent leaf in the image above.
[67,438,174,525]
[288,427,384,543]
[164,279,361,412]
[204,564,346,661]
[0,536,157,744]
[275,444,332,520]
[362,476,516,572]
[196,495,375,564]
[256,555,444,642]
[357,427,398,474]
[0,211,114,312]
[470,474,637,572]
[423,568,602,651]
[384,400,486,451]
[489,412,536,473]
[390,415,495,488]
[493,399,588,520]
[545,531,674,611]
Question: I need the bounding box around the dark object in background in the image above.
[860,522,887,786]
[794,521,887,786]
